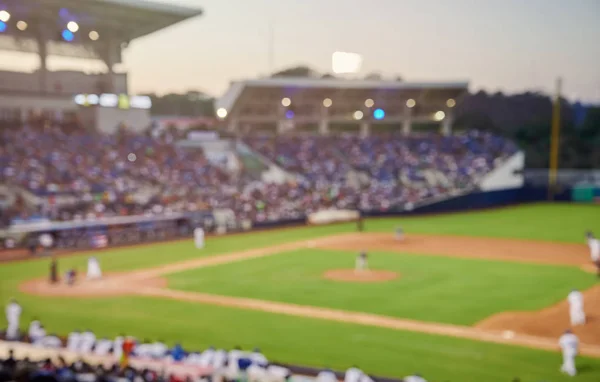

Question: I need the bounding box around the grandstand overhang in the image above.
[0,0,202,61]
[215,78,469,136]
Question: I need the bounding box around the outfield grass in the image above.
[168,248,596,325]
[1,203,599,381]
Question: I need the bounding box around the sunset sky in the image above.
[1,0,599,102]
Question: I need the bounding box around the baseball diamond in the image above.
[2,204,600,381]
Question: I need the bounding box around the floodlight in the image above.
[332,51,362,74]
[0,10,10,23]
[62,29,74,42]
[216,108,228,119]
[373,108,385,120]
[281,97,291,107]
[434,111,446,121]
[16,21,27,31]
[364,99,374,108]
[406,99,416,108]
[127,153,137,162]
[89,31,100,41]
[446,98,456,108]
[353,110,364,120]
[67,21,79,33]
[323,98,332,108]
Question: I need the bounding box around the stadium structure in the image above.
[215,78,467,136]
[3,2,600,382]
[0,0,201,131]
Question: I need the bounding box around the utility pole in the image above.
[548,77,562,200]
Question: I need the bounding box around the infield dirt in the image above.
[18,232,600,357]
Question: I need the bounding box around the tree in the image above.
[271,66,317,78]
[364,72,382,80]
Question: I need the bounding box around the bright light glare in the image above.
[127,153,137,162]
[353,110,364,120]
[216,108,228,119]
[89,31,99,41]
[332,51,363,74]
[0,11,10,23]
[364,99,374,108]
[446,98,456,108]
[281,97,291,107]
[434,111,446,121]
[67,21,79,32]
[16,21,27,31]
[406,99,416,108]
[323,98,332,108]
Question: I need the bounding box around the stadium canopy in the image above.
[215,77,469,136]
[0,0,202,61]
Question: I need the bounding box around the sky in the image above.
[1,0,599,102]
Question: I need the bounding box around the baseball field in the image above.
[2,203,600,381]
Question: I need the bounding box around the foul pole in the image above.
[548,77,562,200]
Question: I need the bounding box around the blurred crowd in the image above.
[0,123,517,227]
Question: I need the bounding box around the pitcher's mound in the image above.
[323,269,399,283]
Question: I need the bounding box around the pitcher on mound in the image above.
[86,256,102,280]
[356,251,368,272]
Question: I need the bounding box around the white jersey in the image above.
[212,349,228,368]
[194,228,205,249]
[79,331,96,353]
[559,333,579,355]
[135,344,154,358]
[5,303,22,324]
[250,351,268,366]
[30,327,47,344]
[39,335,62,349]
[588,238,600,261]
[151,342,168,358]
[28,321,41,340]
[316,370,338,382]
[404,376,427,382]
[94,339,113,356]
[67,332,81,352]
[113,336,124,359]
[568,291,584,309]
[344,368,363,382]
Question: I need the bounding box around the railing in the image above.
[524,169,600,187]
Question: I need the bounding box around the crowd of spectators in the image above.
[0,123,517,227]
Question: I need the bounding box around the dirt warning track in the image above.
[19,233,600,357]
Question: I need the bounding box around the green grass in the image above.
[4,296,600,382]
[1,203,599,381]
[168,249,596,325]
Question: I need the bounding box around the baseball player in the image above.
[356,251,368,272]
[585,231,600,276]
[567,289,585,326]
[49,257,59,284]
[559,329,579,376]
[395,226,404,241]
[86,256,102,280]
[5,298,22,340]
[194,227,205,249]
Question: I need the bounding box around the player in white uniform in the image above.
[404,375,427,382]
[355,251,368,272]
[5,299,22,340]
[585,231,600,277]
[344,366,363,382]
[567,289,585,326]
[194,227,205,249]
[395,227,404,241]
[559,329,579,376]
[86,256,102,280]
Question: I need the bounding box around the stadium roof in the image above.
[216,77,469,116]
[0,0,202,60]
